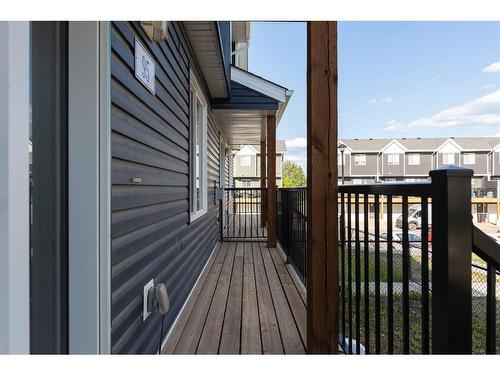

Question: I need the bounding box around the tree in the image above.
[282,161,306,187]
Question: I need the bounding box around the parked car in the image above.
[381,232,422,243]
[395,204,432,231]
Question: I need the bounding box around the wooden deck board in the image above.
[219,242,244,354]
[241,242,262,354]
[162,240,305,355]
[268,246,307,346]
[260,244,305,354]
[196,242,236,354]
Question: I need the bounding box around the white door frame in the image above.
[0,21,30,354]
[68,21,111,354]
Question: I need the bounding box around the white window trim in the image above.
[189,71,208,223]
[408,153,420,166]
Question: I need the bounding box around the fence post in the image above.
[430,167,473,354]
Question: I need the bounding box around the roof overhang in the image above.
[213,66,293,146]
[183,21,230,99]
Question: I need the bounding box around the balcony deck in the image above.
[162,240,306,354]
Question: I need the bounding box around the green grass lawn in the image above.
[341,293,500,354]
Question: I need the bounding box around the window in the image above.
[408,153,420,165]
[387,153,400,165]
[240,155,251,167]
[443,152,455,165]
[463,153,475,165]
[354,154,366,166]
[189,73,208,221]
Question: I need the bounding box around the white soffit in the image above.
[184,22,228,99]
[216,108,273,145]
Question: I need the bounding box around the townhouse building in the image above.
[338,137,500,196]
[233,141,287,188]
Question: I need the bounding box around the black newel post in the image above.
[430,167,473,354]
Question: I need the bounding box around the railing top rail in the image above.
[223,187,266,191]
[339,182,432,197]
[278,187,307,191]
[472,225,500,268]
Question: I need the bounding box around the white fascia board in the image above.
[381,139,407,154]
[276,90,293,125]
[436,138,463,153]
[231,66,287,102]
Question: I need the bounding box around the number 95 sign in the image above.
[135,38,156,95]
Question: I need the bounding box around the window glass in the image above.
[190,74,207,220]
[354,154,366,165]
[443,152,455,164]
[408,153,420,165]
[388,153,400,165]
[463,153,475,165]
[240,155,251,166]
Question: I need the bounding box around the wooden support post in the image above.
[267,116,277,248]
[260,140,267,226]
[307,21,339,353]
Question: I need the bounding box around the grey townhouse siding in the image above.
[338,137,500,196]
[110,21,225,353]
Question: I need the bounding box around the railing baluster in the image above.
[340,192,346,350]
[355,194,361,354]
[347,193,353,353]
[402,195,410,354]
[374,194,381,354]
[421,197,430,354]
[363,193,370,354]
[387,195,394,354]
[486,262,497,354]
[250,188,253,238]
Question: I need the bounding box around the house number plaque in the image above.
[134,38,156,95]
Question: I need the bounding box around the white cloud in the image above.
[383,89,500,132]
[483,83,496,89]
[482,61,500,73]
[284,137,307,171]
[285,137,306,149]
[370,96,392,104]
[383,120,406,132]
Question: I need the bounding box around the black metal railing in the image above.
[338,167,500,354]
[471,226,500,354]
[222,188,267,240]
[277,188,307,284]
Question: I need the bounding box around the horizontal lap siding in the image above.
[110,21,221,354]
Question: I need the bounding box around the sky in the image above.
[248,21,500,171]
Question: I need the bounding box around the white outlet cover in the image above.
[143,279,154,321]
